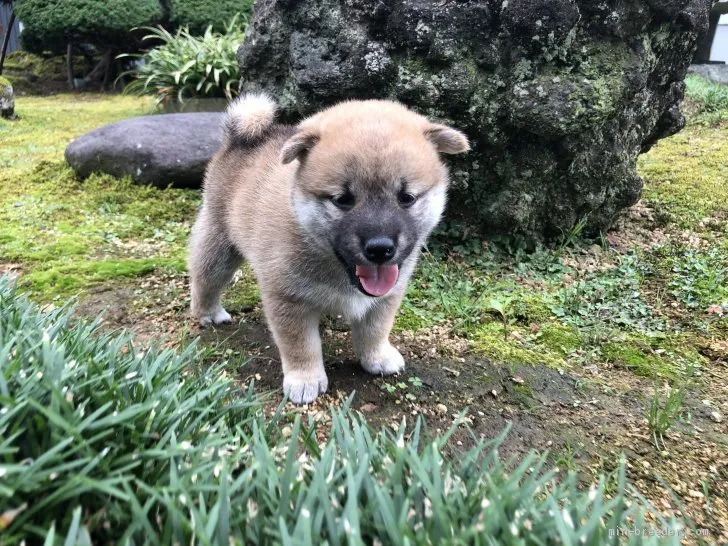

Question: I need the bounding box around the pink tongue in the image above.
[355,264,399,297]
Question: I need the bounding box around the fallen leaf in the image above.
[0,504,27,530]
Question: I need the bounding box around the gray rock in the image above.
[65,113,224,188]
[0,76,15,120]
[238,0,713,241]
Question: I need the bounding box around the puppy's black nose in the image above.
[364,236,396,264]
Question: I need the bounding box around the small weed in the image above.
[380,376,424,401]
[488,297,515,340]
[554,441,579,472]
[557,215,589,252]
[647,383,685,450]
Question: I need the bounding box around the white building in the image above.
[712,12,728,63]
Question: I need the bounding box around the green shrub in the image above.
[14,0,163,55]
[120,17,243,106]
[168,0,253,34]
[0,276,681,544]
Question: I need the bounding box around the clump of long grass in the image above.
[684,74,728,125]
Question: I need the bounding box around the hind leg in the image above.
[188,208,243,326]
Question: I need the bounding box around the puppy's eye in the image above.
[331,191,355,210]
[398,191,418,208]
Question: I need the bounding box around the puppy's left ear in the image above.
[425,124,470,154]
[281,129,320,164]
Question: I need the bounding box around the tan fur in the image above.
[189,95,469,404]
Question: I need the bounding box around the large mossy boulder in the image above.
[238,0,712,240]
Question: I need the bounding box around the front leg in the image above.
[264,294,328,404]
[352,294,405,376]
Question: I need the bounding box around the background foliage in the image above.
[167,0,253,34]
[14,0,162,54]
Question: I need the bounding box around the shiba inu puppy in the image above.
[189,93,469,404]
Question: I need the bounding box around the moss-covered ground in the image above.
[1,83,727,540]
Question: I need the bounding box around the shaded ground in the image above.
[1,91,727,543]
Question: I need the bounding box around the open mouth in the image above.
[355,264,399,297]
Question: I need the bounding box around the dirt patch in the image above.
[75,285,136,326]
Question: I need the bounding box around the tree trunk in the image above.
[101,50,113,90]
[66,43,76,90]
[0,9,16,76]
[85,51,109,81]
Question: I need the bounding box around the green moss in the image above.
[536,324,582,356]
[638,124,728,227]
[599,334,705,382]
[0,93,154,170]
[472,322,567,369]
[0,93,198,303]
[1,51,90,94]
[8,233,91,262]
[601,343,666,378]
[510,294,553,323]
[0,76,11,92]
[508,383,539,409]
[23,258,183,299]
[394,307,430,332]
[222,265,261,312]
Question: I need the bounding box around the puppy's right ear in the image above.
[425,124,470,154]
[281,129,320,164]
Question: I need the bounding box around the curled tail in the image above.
[223,93,277,146]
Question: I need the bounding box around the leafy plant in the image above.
[0,276,681,544]
[549,253,664,333]
[119,16,244,107]
[666,246,727,310]
[685,75,728,113]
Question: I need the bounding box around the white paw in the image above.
[197,306,232,327]
[360,343,405,376]
[283,371,328,405]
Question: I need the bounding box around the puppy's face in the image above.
[283,101,469,297]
